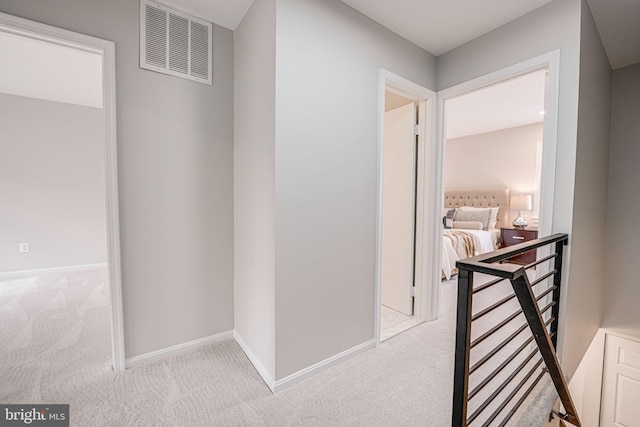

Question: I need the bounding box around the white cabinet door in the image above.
[601,334,640,427]
[381,103,416,316]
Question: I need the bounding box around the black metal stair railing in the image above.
[451,233,581,426]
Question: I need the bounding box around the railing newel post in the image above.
[452,268,473,427]
[550,240,565,349]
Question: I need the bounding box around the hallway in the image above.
[1,269,462,425]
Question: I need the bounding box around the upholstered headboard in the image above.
[444,188,511,230]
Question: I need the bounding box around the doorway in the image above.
[380,95,417,340]
[375,70,436,343]
[435,51,560,322]
[443,69,547,230]
[0,13,124,370]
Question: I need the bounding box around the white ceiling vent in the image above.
[140,0,212,85]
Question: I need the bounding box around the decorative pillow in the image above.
[459,206,500,229]
[452,221,483,230]
[442,208,456,229]
[454,208,491,230]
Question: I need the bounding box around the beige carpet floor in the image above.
[0,267,555,426]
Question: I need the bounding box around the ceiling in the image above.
[385,91,413,112]
[585,0,640,69]
[170,0,639,70]
[445,70,547,139]
[339,0,555,56]
[169,0,253,30]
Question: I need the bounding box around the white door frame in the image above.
[375,69,437,345]
[0,12,126,371]
[435,50,560,318]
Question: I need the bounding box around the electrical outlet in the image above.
[19,242,29,253]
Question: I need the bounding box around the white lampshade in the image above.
[510,194,532,211]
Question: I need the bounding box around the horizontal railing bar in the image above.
[509,273,582,426]
[462,233,568,266]
[471,309,522,349]
[458,263,522,280]
[452,234,580,427]
[536,285,558,302]
[524,253,558,270]
[497,368,547,427]
[468,341,538,400]
[473,276,506,294]
[472,293,516,322]
[470,324,529,374]
[469,316,554,374]
[540,301,556,315]
[530,270,558,287]
[478,358,545,427]
[467,352,541,424]
[457,234,568,279]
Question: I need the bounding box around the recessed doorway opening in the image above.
[375,70,436,344]
[0,12,124,371]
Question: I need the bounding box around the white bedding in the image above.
[442,229,498,280]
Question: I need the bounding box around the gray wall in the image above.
[437,0,588,374]
[234,0,277,381]
[274,0,436,379]
[566,0,611,371]
[0,0,235,358]
[603,62,640,336]
[445,123,542,192]
[0,94,106,273]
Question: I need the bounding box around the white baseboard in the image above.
[0,262,108,279]
[125,330,233,369]
[233,331,275,392]
[273,339,375,393]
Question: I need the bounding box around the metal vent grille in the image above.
[140,0,212,85]
[190,21,209,80]
[145,5,167,67]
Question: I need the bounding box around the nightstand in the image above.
[500,227,539,265]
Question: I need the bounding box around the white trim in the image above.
[422,91,441,322]
[233,331,276,393]
[437,50,559,240]
[602,329,640,344]
[234,333,375,394]
[126,330,234,369]
[436,50,560,320]
[376,69,437,346]
[0,263,108,280]
[102,28,126,374]
[0,12,125,372]
[273,339,375,393]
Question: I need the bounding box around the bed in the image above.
[441,188,510,279]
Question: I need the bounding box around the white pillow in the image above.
[454,209,491,230]
[459,206,500,230]
[452,221,483,230]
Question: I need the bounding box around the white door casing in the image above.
[375,69,436,345]
[0,12,125,371]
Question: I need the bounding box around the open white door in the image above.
[600,334,640,427]
[381,102,416,316]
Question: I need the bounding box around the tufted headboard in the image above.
[444,188,511,230]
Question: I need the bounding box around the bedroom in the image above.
[379,68,548,340]
[441,69,547,280]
